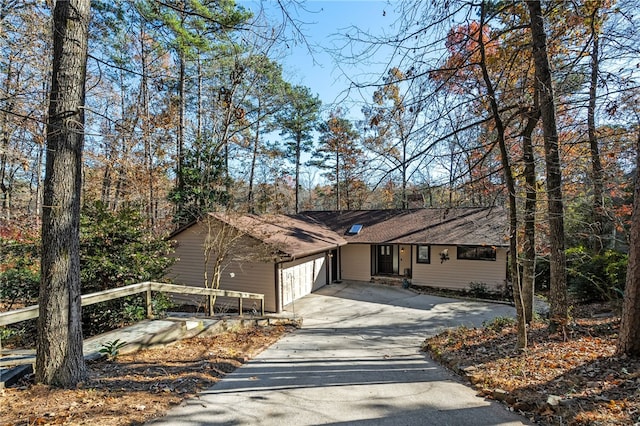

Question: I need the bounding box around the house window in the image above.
[416,245,430,264]
[348,224,363,235]
[457,245,497,261]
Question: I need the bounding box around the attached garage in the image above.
[167,213,346,313]
[279,253,327,306]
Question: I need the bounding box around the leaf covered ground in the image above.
[3,304,638,426]
[423,310,640,425]
[0,324,295,426]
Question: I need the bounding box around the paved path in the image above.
[150,282,530,425]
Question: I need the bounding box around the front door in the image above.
[378,245,394,274]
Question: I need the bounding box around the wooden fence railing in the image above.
[0,281,265,327]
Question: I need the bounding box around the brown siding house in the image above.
[167,207,508,313]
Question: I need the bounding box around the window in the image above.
[457,245,497,261]
[416,245,430,264]
[348,224,363,235]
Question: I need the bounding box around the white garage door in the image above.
[281,254,327,306]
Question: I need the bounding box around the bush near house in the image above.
[566,246,627,303]
[0,232,40,308]
[80,202,176,335]
[0,202,175,344]
[535,248,627,304]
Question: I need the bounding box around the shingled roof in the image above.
[209,212,347,260]
[298,207,508,247]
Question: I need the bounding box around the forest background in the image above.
[1,0,639,385]
[1,1,637,231]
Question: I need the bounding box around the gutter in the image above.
[278,242,347,263]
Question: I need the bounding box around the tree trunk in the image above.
[37,0,90,387]
[587,9,605,253]
[527,0,568,332]
[247,116,260,214]
[335,149,340,210]
[478,2,526,348]
[0,58,13,220]
[295,134,301,214]
[140,26,155,227]
[176,2,186,198]
[522,106,540,323]
[401,141,408,210]
[617,128,640,355]
[196,53,203,141]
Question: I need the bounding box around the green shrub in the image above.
[80,202,175,293]
[152,292,175,317]
[79,202,175,335]
[1,203,176,337]
[99,339,127,360]
[0,267,40,306]
[567,246,627,302]
[0,235,40,308]
[468,282,490,298]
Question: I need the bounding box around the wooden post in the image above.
[146,289,153,318]
[261,298,264,316]
[238,298,243,316]
[208,294,214,316]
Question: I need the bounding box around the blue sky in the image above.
[242,1,400,117]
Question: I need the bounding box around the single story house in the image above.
[167,207,508,313]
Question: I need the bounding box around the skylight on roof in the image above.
[348,224,363,235]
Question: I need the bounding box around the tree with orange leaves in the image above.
[313,110,363,211]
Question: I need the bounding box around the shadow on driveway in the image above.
[150,281,530,426]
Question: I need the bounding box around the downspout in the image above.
[410,245,414,278]
[337,246,342,282]
[274,263,282,313]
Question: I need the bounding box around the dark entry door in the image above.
[377,245,394,274]
[331,249,338,282]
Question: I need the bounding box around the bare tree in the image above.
[527,0,568,332]
[201,212,275,310]
[476,1,526,348]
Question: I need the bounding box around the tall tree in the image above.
[475,2,526,348]
[363,67,424,209]
[527,0,568,331]
[36,0,90,386]
[617,124,640,355]
[167,134,230,225]
[241,55,287,214]
[139,0,251,208]
[584,2,606,252]
[313,110,362,211]
[277,84,321,213]
[429,3,542,326]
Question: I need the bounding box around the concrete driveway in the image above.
[150,281,530,425]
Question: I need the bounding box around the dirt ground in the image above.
[0,324,295,426]
[424,311,640,425]
[2,303,638,426]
